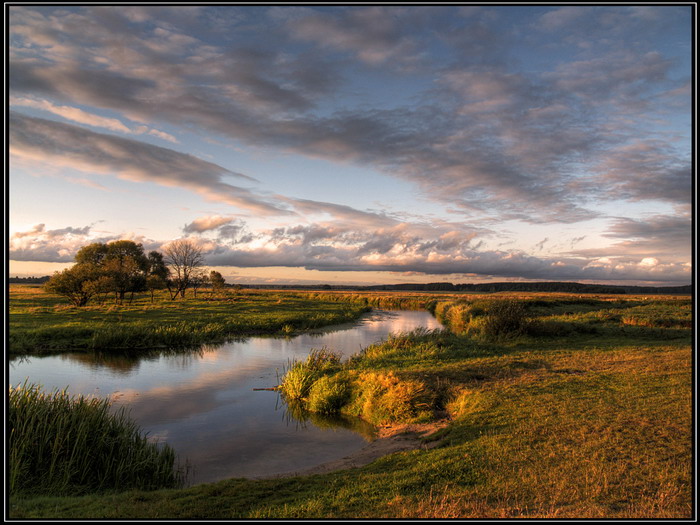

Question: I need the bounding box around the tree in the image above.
[145,251,170,303]
[189,269,209,298]
[74,240,150,304]
[44,264,103,307]
[44,241,166,307]
[162,239,204,299]
[209,270,226,296]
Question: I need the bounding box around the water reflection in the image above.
[282,400,378,441]
[9,310,441,483]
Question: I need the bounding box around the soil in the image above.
[257,419,450,479]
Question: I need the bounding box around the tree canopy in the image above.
[45,240,180,306]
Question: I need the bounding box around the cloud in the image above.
[9,112,288,216]
[284,7,422,67]
[8,6,691,224]
[10,223,96,262]
[593,140,691,204]
[7,6,692,286]
[10,96,132,133]
[10,214,691,285]
[569,214,691,262]
[202,243,690,285]
[183,215,236,234]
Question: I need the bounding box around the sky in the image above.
[7,4,694,286]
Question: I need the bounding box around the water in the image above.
[9,310,442,485]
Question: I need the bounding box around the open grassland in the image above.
[8,284,371,354]
[8,292,693,519]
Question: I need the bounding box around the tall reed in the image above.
[9,382,186,496]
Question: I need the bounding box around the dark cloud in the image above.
[593,141,691,204]
[9,6,691,223]
[569,214,691,262]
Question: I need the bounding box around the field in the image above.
[8,284,371,354]
[7,287,693,519]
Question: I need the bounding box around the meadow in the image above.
[7,287,693,519]
[8,284,371,354]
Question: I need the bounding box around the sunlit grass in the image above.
[8,285,370,353]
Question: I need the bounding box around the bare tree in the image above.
[163,239,204,299]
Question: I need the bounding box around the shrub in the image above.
[479,299,527,337]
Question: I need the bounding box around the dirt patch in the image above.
[259,419,450,479]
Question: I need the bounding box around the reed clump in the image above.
[9,382,186,496]
[280,350,436,425]
[279,348,342,401]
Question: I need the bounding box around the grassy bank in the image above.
[9,293,692,519]
[8,285,370,354]
[9,382,186,496]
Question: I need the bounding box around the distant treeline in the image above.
[8,276,51,284]
[10,276,691,295]
[249,281,693,295]
[361,281,693,295]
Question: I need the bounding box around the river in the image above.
[9,309,442,485]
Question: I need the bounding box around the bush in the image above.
[480,299,528,337]
[434,298,529,339]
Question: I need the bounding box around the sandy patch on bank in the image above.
[258,420,450,479]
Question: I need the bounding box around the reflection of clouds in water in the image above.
[10,310,440,482]
[110,356,278,424]
[145,430,169,444]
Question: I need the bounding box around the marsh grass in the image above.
[9,382,186,496]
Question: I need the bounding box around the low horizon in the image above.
[9,5,693,288]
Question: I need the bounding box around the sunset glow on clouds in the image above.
[8,5,692,286]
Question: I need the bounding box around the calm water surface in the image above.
[9,310,441,485]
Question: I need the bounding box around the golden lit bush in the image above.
[345,371,433,424]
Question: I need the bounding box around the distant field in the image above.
[8,290,693,519]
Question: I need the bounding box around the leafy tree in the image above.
[163,239,203,299]
[145,251,170,303]
[74,243,109,266]
[74,241,150,304]
[209,270,226,296]
[45,241,166,306]
[147,251,169,280]
[44,264,103,307]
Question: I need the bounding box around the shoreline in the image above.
[254,420,450,480]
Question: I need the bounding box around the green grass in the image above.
[8,292,692,518]
[8,285,370,354]
[9,382,186,496]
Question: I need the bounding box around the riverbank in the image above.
[9,293,692,519]
[8,285,371,354]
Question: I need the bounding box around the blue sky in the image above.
[8,4,693,286]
